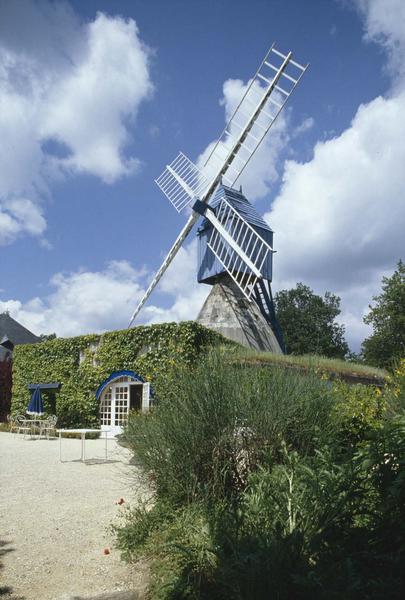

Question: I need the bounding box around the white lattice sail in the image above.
[203,45,307,187]
[207,196,273,300]
[155,152,209,213]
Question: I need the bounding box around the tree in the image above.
[39,333,57,342]
[274,283,349,358]
[362,260,405,369]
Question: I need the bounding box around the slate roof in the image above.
[202,185,273,233]
[0,313,41,346]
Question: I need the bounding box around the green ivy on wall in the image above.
[12,322,227,427]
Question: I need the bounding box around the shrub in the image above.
[116,350,405,599]
[118,428,405,599]
[115,501,220,600]
[385,358,405,413]
[121,351,334,505]
[330,380,386,445]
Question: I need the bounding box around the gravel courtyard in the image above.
[0,432,149,599]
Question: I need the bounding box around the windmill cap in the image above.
[199,184,274,234]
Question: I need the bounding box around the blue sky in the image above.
[0,0,404,350]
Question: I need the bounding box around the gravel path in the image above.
[0,432,149,599]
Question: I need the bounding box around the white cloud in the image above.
[0,197,46,245]
[0,244,208,337]
[292,116,314,138]
[354,0,405,85]
[267,93,405,284]
[41,13,152,182]
[263,0,405,351]
[0,261,145,337]
[0,1,152,245]
[143,239,210,324]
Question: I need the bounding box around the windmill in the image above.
[128,44,308,351]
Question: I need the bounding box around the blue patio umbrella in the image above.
[27,386,45,416]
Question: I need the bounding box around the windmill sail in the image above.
[156,46,307,216]
[128,211,199,327]
[205,196,273,300]
[155,152,209,213]
[202,46,307,187]
[128,44,307,327]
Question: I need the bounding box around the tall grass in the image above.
[122,350,334,505]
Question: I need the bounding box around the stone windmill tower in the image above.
[196,185,284,352]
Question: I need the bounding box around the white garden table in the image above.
[56,428,110,462]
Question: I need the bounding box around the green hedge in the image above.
[11,322,227,427]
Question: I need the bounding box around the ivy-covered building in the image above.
[11,322,226,434]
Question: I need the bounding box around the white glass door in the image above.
[100,382,129,436]
[112,384,129,434]
[100,388,112,432]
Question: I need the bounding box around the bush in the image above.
[116,350,405,599]
[330,379,386,445]
[385,358,405,413]
[116,502,220,600]
[121,351,334,505]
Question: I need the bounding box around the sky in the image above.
[0,0,404,351]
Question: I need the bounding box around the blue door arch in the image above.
[96,370,151,436]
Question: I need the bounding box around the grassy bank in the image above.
[231,347,387,383]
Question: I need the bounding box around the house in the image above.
[0,312,41,346]
[0,312,41,420]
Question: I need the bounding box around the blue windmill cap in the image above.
[200,185,273,233]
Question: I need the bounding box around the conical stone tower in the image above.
[197,275,282,353]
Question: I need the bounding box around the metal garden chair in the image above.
[15,415,33,438]
[7,414,18,434]
[40,415,58,439]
